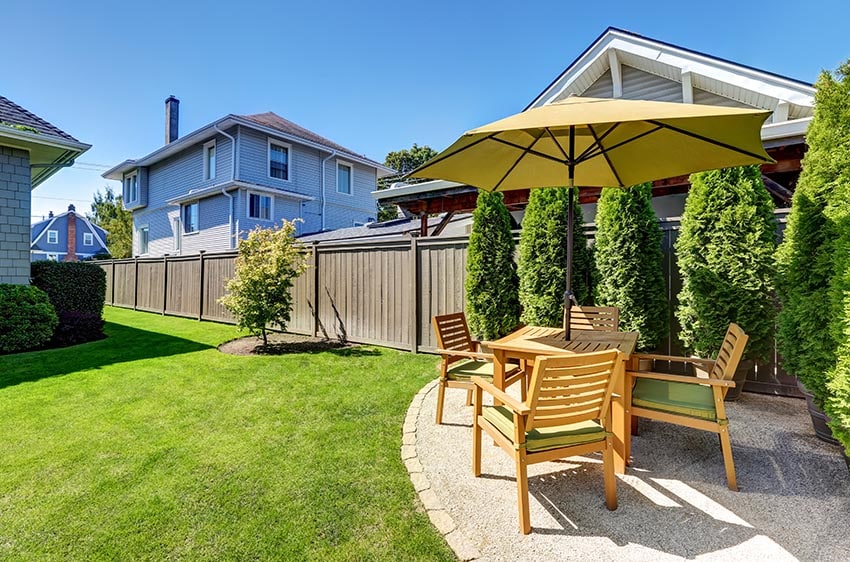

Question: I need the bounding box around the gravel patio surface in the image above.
[410,382,850,561]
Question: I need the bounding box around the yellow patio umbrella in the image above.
[408,96,774,337]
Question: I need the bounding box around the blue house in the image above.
[31,204,109,261]
[103,97,394,257]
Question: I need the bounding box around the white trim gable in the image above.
[527,28,815,137]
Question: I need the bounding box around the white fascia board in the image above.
[371,179,466,201]
[166,181,314,206]
[761,117,811,141]
[532,30,815,110]
[0,127,90,153]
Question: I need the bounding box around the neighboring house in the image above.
[375,27,815,228]
[0,96,90,283]
[103,97,395,257]
[31,204,109,261]
[298,212,473,243]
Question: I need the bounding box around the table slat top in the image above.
[486,326,638,359]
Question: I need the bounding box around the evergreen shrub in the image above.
[31,261,107,346]
[0,284,58,353]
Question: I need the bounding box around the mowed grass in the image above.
[0,307,454,561]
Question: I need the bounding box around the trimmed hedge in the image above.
[31,261,106,347]
[0,284,58,353]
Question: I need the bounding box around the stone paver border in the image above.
[402,379,482,562]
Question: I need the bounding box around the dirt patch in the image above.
[218,332,351,356]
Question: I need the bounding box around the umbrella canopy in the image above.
[408,96,774,338]
[409,96,773,190]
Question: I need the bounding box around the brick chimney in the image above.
[63,204,78,262]
[165,95,179,144]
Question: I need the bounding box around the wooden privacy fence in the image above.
[98,208,796,396]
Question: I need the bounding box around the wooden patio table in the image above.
[484,326,639,473]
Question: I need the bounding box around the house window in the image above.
[248,192,272,221]
[139,226,149,254]
[269,140,290,180]
[124,172,139,203]
[47,253,58,261]
[182,202,199,234]
[83,232,94,246]
[204,141,216,180]
[337,162,352,195]
[47,230,58,244]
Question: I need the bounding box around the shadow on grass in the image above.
[0,321,213,390]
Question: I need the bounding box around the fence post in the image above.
[312,242,319,338]
[198,251,205,321]
[162,255,168,315]
[410,237,419,353]
[110,260,115,305]
[133,256,138,311]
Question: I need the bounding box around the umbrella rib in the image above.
[576,125,664,163]
[545,127,571,163]
[587,124,625,187]
[575,122,621,162]
[490,136,569,166]
[646,120,773,162]
[493,129,548,190]
[405,133,498,178]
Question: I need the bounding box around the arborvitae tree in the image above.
[815,61,850,452]
[518,187,593,327]
[676,166,777,360]
[465,190,519,340]
[777,63,850,406]
[594,183,667,350]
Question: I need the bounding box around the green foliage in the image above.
[676,166,777,361]
[594,183,668,350]
[518,187,592,327]
[377,144,438,222]
[0,121,39,134]
[818,61,850,451]
[0,284,57,353]
[89,186,133,258]
[220,220,308,345]
[464,190,520,340]
[31,261,107,347]
[777,63,850,405]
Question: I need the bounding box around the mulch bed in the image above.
[218,332,351,356]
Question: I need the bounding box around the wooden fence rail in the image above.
[97,209,797,396]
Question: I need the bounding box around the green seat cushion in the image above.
[445,360,518,381]
[482,405,606,452]
[632,378,717,421]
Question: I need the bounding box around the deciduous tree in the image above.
[89,186,133,258]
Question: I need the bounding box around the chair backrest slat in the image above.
[526,349,620,432]
[432,313,475,365]
[570,306,619,332]
[709,324,749,387]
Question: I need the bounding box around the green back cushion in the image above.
[482,405,606,452]
[632,378,717,421]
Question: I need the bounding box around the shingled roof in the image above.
[0,95,80,142]
[240,112,384,168]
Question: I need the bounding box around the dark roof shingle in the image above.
[0,95,80,142]
[240,112,384,168]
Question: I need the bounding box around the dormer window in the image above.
[47,230,58,244]
[124,172,139,203]
[269,139,290,180]
[204,140,216,180]
[83,232,94,246]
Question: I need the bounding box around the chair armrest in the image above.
[435,348,493,361]
[627,370,735,387]
[633,353,716,370]
[471,376,530,414]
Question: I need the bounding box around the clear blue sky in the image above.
[6,0,847,222]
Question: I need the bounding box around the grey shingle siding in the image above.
[0,147,31,283]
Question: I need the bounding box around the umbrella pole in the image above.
[563,151,577,340]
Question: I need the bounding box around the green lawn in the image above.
[0,307,454,561]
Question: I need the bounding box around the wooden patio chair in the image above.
[432,313,524,425]
[569,306,619,332]
[472,349,621,534]
[626,323,749,490]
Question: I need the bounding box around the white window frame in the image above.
[47,229,58,244]
[139,225,150,255]
[336,160,353,195]
[247,191,274,222]
[47,253,59,261]
[268,139,291,181]
[203,140,216,181]
[182,201,200,235]
[83,232,94,246]
[124,171,139,203]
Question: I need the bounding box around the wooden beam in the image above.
[419,213,428,237]
[608,50,622,98]
[762,175,794,205]
[681,70,693,104]
[431,211,456,237]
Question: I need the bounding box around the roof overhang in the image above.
[0,127,91,188]
[103,115,395,180]
[165,180,315,206]
[372,179,466,201]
